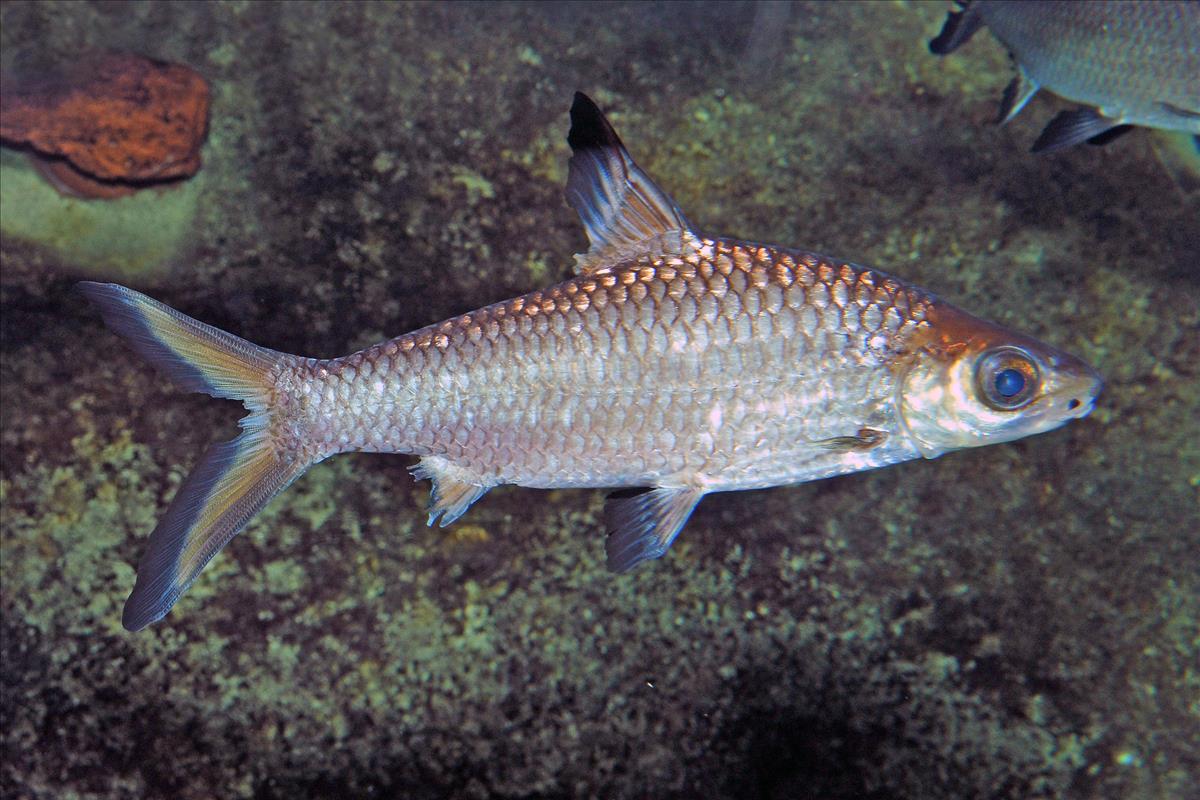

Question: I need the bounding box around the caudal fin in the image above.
[79,283,310,631]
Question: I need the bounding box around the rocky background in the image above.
[1,2,1196,798]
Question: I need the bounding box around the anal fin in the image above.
[411,456,491,527]
[604,487,704,572]
[1149,131,1200,198]
[1086,125,1133,147]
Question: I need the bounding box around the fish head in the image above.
[896,303,1102,458]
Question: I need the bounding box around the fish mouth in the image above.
[1056,367,1104,421]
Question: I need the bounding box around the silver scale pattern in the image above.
[278,238,935,492]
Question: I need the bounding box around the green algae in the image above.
[2,423,151,637]
[0,150,203,283]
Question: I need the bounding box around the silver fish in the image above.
[81,93,1103,631]
[930,0,1200,152]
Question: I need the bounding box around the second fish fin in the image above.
[125,434,308,631]
[1031,108,1123,153]
[928,2,983,55]
[997,68,1039,124]
[604,486,704,573]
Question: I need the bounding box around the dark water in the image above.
[1,2,1197,798]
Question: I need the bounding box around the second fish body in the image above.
[930,0,1200,152]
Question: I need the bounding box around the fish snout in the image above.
[1051,354,1104,420]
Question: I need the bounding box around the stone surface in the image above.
[1,52,209,197]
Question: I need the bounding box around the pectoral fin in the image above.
[604,487,704,572]
[814,427,888,453]
[1158,102,1200,122]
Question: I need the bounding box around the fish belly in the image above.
[301,239,929,491]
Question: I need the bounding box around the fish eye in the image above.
[975,347,1039,411]
[994,368,1025,398]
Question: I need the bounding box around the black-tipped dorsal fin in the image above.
[566,92,694,275]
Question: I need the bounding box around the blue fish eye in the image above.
[975,347,1039,411]
[994,368,1025,398]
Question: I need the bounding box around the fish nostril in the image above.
[1067,398,1081,411]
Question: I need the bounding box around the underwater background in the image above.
[1,1,1196,798]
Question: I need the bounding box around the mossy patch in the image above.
[0,148,202,283]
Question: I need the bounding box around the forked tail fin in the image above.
[79,283,311,631]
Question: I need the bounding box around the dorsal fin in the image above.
[565,92,694,275]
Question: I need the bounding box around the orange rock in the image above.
[0,52,209,197]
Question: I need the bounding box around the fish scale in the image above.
[80,93,1101,630]
[285,240,929,494]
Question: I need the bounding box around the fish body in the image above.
[930,0,1200,151]
[82,93,1102,631]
